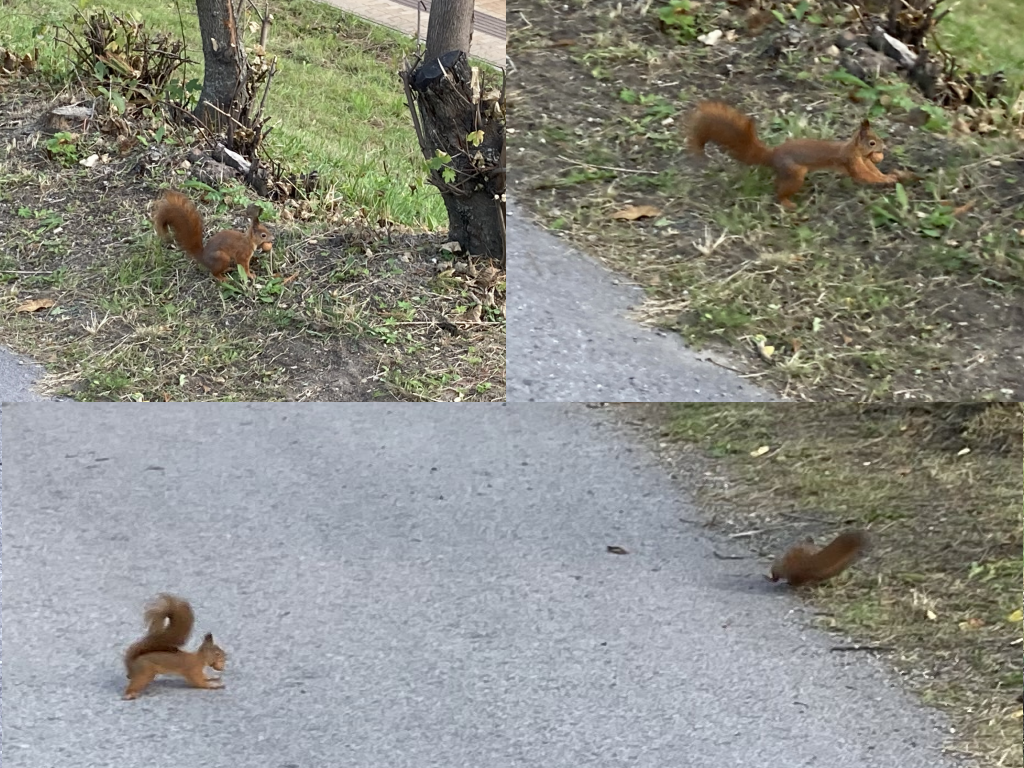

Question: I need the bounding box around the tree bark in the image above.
[423,0,474,64]
[405,0,505,264]
[194,0,248,131]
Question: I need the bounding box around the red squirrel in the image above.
[123,594,227,700]
[769,531,868,586]
[687,101,916,208]
[153,190,273,281]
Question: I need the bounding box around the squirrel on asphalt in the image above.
[769,531,868,586]
[687,101,916,208]
[153,190,273,281]
[123,594,226,700]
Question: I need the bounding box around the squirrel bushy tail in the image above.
[688,101,774,166]
[153,191,205,261]
[124,593,194,670]
[770,531,867,587]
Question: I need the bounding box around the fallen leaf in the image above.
[611,205,661,221]
[754,334,774,361]
[15,298,55,313]
[750,445,770,457]
[698,29,723,46]
[606,545,629,555]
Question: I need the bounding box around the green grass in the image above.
[937,0,1024,86]
[2,0,446,229]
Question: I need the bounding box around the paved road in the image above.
[2,403,956,768]
[506,199,781,402]
[0,346,46,402]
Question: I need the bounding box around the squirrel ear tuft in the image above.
[203,632,214,642]
[860,119,871,130]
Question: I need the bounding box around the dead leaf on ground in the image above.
[606,545,629,555]
[610,205,661,221]
[15,298,56,313]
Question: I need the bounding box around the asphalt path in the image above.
[0,346,47,402]
[506,198,781,402]
[2,403,958,767]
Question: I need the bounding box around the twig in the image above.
[779,511,835,524]
[703,357,749,375]
[727,529,764,539]
[712,551,752,560]
[555,155,659,175]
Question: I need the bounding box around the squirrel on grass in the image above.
[153,190,273,281]
[769,531,868,587]
[687,101,916,208]
[123,594,226,700]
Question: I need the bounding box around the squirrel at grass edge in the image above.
[687,101,917,209]
[769,531,868,587]
[123,594,226,700]
[153,190,273,281]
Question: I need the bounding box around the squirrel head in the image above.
[856,119,886,156]
[245,203,274,251]
[199,632,227,671]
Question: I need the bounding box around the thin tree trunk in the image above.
[404,0,505,264]
[194,0,248,130]
[424,0,474,62]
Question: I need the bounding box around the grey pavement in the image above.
[507,198,781,402]
[1,403,958,767]
[0,346,47,402]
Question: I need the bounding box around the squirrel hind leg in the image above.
[123,668,158,700]
[775,167,807,209]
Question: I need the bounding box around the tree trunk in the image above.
[404,0,505,265]
[194,0,248,131]
[423,0,474,64]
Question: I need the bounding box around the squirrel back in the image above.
[124,594,194,669]
[770,531,867,587]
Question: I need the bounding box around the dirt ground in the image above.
[507,0,1023,401]
[0,80,504,401]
